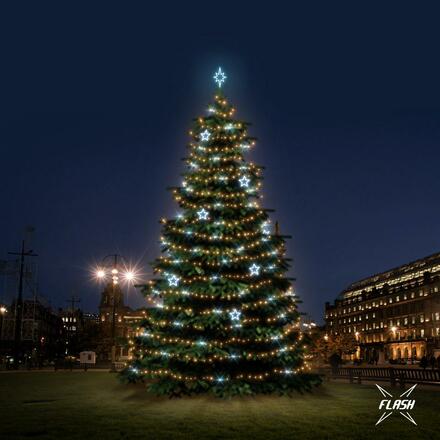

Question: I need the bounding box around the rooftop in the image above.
[339,251,440,300]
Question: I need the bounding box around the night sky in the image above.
[1,5,440,322]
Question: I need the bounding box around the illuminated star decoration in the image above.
[238,176,250,188]
[261,221,270,235]
[229,309,241,321]
[197,208,209,220]
[200,129,211,141]
[249,263,261,276]
[167,274,180,287]
[213,67,227,87]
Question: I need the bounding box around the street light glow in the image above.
[96,269,106,279]
[124,271,135,281]
[0,306,7,314]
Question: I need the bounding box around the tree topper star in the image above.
[213,67,227,87]
[200,129,211,142]
[249,263,261,276]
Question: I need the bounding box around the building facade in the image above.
[325,252,440,363]
[97,283,144,361]
[0,298,63,363]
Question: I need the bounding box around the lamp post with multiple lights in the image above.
[93,254,137,370]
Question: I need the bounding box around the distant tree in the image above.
[311,331,357,364]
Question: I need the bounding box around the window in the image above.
[421,329,425,337]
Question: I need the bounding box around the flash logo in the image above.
[375,384,417,426]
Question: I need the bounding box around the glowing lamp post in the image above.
[390,326,397,339]
[0,306,7,340]
[93,254,138,370]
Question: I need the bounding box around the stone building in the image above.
[97,283,144,361]
[325,251,440,363]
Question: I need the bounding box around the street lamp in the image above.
[93,254,138,370]
[390,326,397,339]
[0,306,7,341]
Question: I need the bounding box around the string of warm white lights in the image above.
[134,323,300,346]
[128,365,311,383]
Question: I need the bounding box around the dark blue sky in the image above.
[1,5,440,322]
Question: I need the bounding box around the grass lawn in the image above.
[0,372,438,440]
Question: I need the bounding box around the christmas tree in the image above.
[122,68,320,396]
